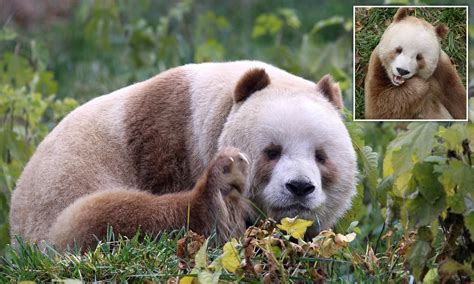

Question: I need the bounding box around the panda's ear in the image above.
[316,75,344,111]
[393,8,408,22]
[234,68,270,103]
[435,24,448,39]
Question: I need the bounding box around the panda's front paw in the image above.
[209,147,250,196]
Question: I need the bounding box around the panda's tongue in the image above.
[393,75,405,86]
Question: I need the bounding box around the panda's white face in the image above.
[378,19,441,86]
[219,91,357,233]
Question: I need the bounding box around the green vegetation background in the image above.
[355,7,467,119]
[1,0,473,282]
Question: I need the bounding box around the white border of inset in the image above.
[352,5,469,122]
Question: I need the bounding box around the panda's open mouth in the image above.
[392,75,405,86]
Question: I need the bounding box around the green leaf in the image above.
[0,53,35,87]
[360,145,379,194]
[376,175,393,206]
[410,163,444,203]
[436,161,474,196]
[384,123,438,195]
[423,268,439,284]
[435,161,474,214]
[384,123,438,176]
[417,226,433,242]
[252,14,283,38]
[408,239,432,280]
[403,163,446,228]
[35,71,58,95]
[404,192,446,229]
[278,9,300,29]
[436,124,469,152]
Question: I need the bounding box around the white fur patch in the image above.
[378,19,440,85]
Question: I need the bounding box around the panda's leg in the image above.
[48,147,250,250]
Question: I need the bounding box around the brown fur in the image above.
[417,57,426,69]
[365,48,433,119]
[393,7,408,22]
[319,158,338,189]
[251,148,279,194]
[125,68,194,193]
[49,147,250,250]
[431,52,466,119]
[435,24,449,39]
[249,149,279,215]
[317,75,344,110]
[234,68,271,103]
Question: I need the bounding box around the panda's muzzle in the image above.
[285,180,315,197]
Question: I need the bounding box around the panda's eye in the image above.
[264,144,282,160]
[315,149,327,164]
[395,47,403,54]
[416,53,423,61]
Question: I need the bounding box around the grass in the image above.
[0,220,413,283]
[0,231,185,282]
[354,7,467,119]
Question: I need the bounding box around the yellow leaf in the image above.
[222,241,240,273]
[19,282,36,284]
[179,276,195,284]
[277,217,313,239]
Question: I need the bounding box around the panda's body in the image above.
[364,8,466,119]
[10,61,357,249]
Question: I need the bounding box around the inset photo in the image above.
[353,6,468,121]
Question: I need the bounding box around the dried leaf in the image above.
[335,232,356,245]
[320,238,338,258]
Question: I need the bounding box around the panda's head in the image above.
[219,68,357,236]
[377,8,448,86]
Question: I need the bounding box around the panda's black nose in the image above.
[396,68,410,76]
[285,180,315,197]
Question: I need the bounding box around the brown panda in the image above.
[10,61,357,249]
[364,8,466,119]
